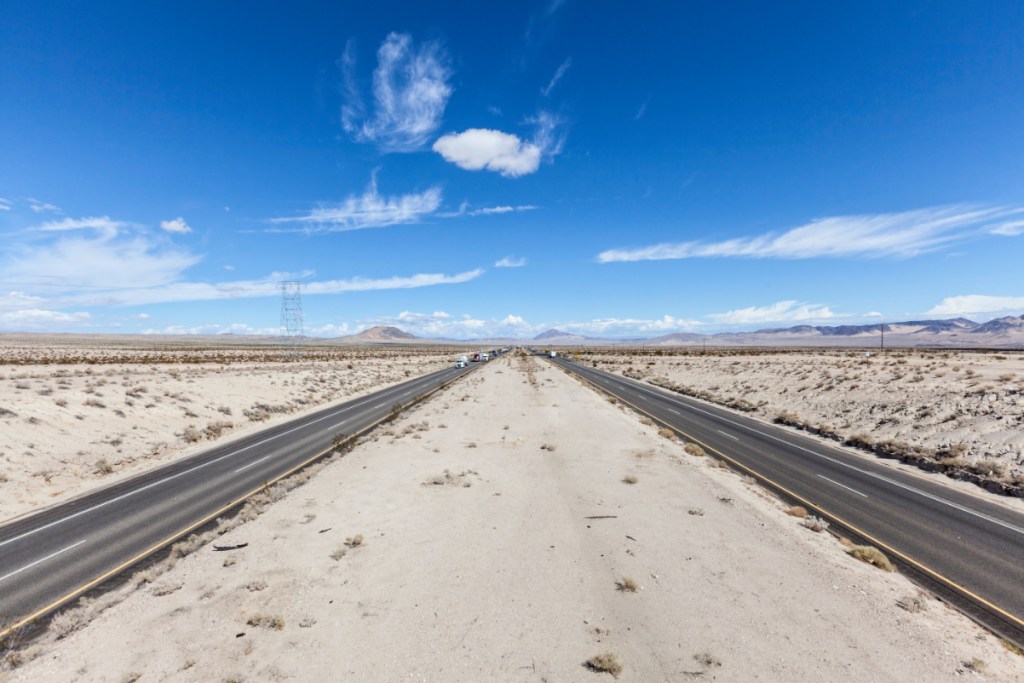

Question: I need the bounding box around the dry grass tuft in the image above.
[1001,638,1024,657]
[616,577,638,592]
[584,651,623,677]
[246,580,268,592]
[329,547,347,561]
[344,534,364,548]
[848,544,895,572]
[246,613,285,631]
[786,505,808,518]
[49,609,86,639]
[657,427,675,441]
[963,658,987,673]
[683,442,705,457]
[622,474,639,485]
[540,443,556,451]
[897,594,928,613]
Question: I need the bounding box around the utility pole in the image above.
[280,281,303,362]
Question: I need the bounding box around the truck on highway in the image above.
[471,352,481,362]
[549,351,557,358]
[481,352,490,361]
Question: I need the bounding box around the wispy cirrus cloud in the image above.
[26,198,61,214]
[269,176,442,233]
[7,216,198,290]
[341,33,453,152]
[0,198,11,211]
[433,111,564,177]
[927,294,1024,316]
[707,300,836,325]
[438,203,537,218]
[990,220,1024,236]
[597,205,1022,263]
[541,57,572,96]
[495,256,526,268]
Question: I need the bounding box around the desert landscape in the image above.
[0,335,462,521]
[565,347,1024,496]
[4,351,1023,681]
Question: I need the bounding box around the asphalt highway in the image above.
[548,355,1024,645]
[0,362,474,634]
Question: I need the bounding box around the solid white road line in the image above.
[0,539,87,584]
[584,368,1024,538]
[818,474,868,498]
[0,373,451,549]
[717,430,740,441]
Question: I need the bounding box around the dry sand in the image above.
[5,352,1023,681]
[0,340,455,521]
[580,348,1024,492]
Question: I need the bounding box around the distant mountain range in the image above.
[332,316,1024,348]
[5,317,1021,349]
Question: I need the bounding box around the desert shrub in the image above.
[786,505,808,518]
[94,458,114,475]
[203,420,233,439]
[616,577,638,592]
[344,534,364,548]
[897,594,927,613]
[848,545,895,572]
[801,515,829,532]
[246,613,285,630]
[585,652,623,677]
[622,474,638,485]
[683,443,705,457]
[181,426,203,443]
[50,609,86,639]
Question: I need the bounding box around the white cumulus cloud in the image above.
[433,111,564,178]
[927,295,1024,317]
[160,217,192,234]
[597,205,1021,263]
[342,33,453,152]
[433,128,542,177]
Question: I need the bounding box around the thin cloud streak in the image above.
[268,177,442,233]
[541,57,572,96]
[597,205,1020,263]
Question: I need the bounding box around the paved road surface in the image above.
[0,362,474,634]
[548,355,1024,645]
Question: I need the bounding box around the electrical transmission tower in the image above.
[279,281,304,361]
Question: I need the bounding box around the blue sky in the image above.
[1,1,1022,338]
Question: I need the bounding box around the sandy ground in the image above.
[578,348,1024,489]
[0,342,455,521]
[5,352,1022,681]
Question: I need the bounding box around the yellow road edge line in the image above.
[556,361,1024,631]
[0,368,468,642]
